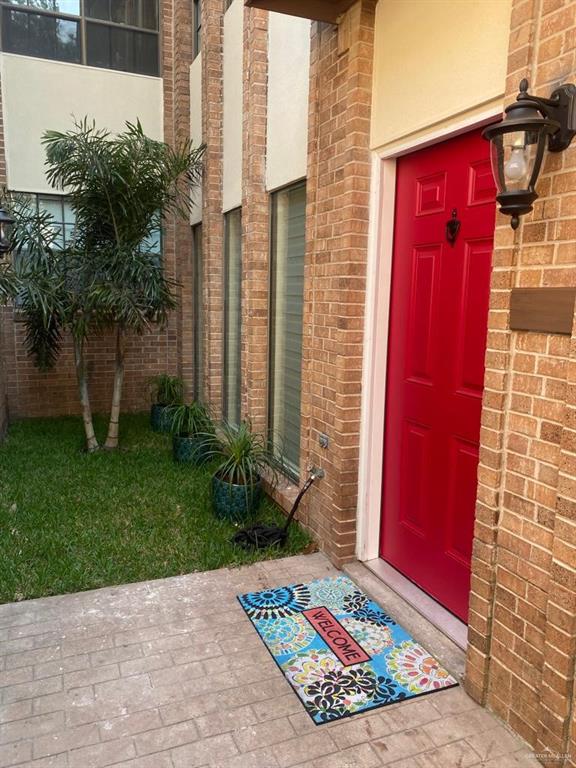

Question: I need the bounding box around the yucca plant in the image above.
[149,373,184,433]
[166,401,216,465]
[199,420,282,523]
[166,401,213,437]
[150,374,184,407]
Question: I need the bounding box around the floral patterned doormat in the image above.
[238,575,458,724]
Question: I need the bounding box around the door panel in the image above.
[380,128,496,623]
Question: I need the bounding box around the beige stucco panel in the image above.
[1,53,163,194]
[223,0,243,213]
[190,54,203,225]
[371,0,512,152]
[266,12,310,191]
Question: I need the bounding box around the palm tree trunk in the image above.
[73,335,99,452]
[104,325,125,450]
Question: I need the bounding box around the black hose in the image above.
[231,468,322,550]
[282,473,317,532]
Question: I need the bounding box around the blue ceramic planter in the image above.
[150,404,171,433]
[172,435,210,465]
[212,475,262,523]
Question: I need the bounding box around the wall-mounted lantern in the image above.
[483,78,576,229]
[0,207,15,256]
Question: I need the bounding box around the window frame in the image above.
[0,0,160,76]
[268,180,307,481]
[21,191,76,250]
[192,0,201,59]
[0,4,83,64]
[222,206,242,427]
[192,222,204,403]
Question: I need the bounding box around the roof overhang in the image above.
[244,0,356,24]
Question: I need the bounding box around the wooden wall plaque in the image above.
[509,288,576,335]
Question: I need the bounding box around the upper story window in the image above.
[0,0,160,76]
[192,0,200,59]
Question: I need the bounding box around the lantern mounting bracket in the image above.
[517,78,576,152]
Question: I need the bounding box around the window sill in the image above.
[0,52,162,81]
[262,472,300,515]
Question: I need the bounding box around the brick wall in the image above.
[4,326,176,419]
[299,1,376,567]
[465,0,576,763]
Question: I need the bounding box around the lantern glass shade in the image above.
[489,128,544,194]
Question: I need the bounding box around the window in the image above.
[192,223,204,402]
[84,0,157,29]
[223,208,242,425]
[0,0,160,76]
[10,193,75,300]
[193,0,201,59]
[29,193,76,250]
[13,192,162,256]
[269,182,306,478]
[2,6,81,63]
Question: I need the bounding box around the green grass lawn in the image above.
[0,414,311,604]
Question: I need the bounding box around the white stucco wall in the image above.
[222,0,243,213]
[266,13,310,192]
[1,53,163,194]
[190,54,203,225]
[371,0,512,152]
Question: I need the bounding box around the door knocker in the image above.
[446,208,461,246]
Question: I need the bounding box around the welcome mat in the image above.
[238,575,458,724]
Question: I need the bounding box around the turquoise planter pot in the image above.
[172,435,210,465]
[212,475,262,523]
[150,404,170,433]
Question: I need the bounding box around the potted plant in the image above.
[201,420,281,523]
[167,401,215,464]
[149,374,184,432]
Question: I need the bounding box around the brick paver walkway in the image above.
[0,553,535,767]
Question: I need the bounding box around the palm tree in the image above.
[0,192,102,450]
[40,119,204,450]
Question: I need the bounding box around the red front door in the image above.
[380,128,496,623]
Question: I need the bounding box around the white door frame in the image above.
[356,108,502,563]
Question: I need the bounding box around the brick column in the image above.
[466,0,576,762]
[570,680,576,768]
[536,344,576,764]
[161,0,194,394]
[466,0,549,713]
[201,0,224,417]
[241,6,269,432]
[300,1,375,566]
